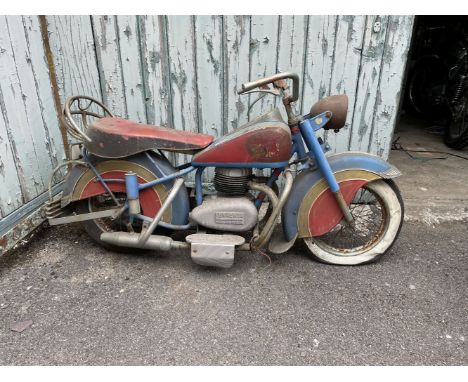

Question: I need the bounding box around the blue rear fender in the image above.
[282,151,401,241]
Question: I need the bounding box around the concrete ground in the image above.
[0,116,467,365]
[390,114,468,223]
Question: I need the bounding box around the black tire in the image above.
[444,89,468,150]
[445,127,468,149]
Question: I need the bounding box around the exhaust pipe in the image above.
[100,232,189,251]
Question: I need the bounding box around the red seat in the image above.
[86,117,214,158]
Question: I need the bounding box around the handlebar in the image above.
[237,72,300,103]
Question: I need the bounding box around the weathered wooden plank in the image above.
[195,15,223,138]
[166,16,198,135]
[301,15,338,141]
[371,16,415,158]
[0,103,23,218]
[348,16,389,152]
[277,16,308,74]
[46,15,101,103]
[0,16,58,202]
[326,15,366,153]
[194,16,224,181]
[276,15,308,120]
[22,16,66,168]
[166,16,198,167]
[92,15,127,118]
[139,15,172,127]
[248,15,280,119]
[224,16,251,133]
[116,16,146,122]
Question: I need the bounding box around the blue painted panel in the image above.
[191,161,290,169]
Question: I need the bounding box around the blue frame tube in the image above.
[82,149,120,205]
[299,118,340,193]
[125,172,139,200]
[291,130,307,161]
[138,165,195,191]
[195,167,204,206]
[133,214,194,230]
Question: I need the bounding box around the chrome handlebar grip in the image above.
[238,72,300,102]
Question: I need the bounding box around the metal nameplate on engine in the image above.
[215,211,245,225]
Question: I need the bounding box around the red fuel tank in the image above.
[192,109,291,166]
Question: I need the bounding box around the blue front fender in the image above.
[282,151,401,241]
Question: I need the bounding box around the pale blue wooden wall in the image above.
[0,15,414,253]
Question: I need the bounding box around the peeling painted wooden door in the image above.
[0,15,414,254]
[74,15,412,156]
[0,16,66,253]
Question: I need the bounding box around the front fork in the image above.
[298,113,354,224]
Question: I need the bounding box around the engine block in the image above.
[189,195,258,232]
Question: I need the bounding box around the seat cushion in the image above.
[85,117,214,158]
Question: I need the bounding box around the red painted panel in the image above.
[193,126,291,163]
[308,179,368,237]
[79,171,162,217]
[92,117,214,148]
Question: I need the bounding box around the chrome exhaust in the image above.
[100,232,189,251]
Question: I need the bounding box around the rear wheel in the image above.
[302,179,404,265]
[76,192,149,252]
[72,153,189,252]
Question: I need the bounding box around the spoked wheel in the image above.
[303,179,404,265]
[76,192,148,252]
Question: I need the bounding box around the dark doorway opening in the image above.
[394,15,468,154]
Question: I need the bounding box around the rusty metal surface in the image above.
[86,117,214,158]
[238,72,300,103]
[310,95,349,131]
[48,208,121,226]
[193,111,291,164]
[63,96,114,143]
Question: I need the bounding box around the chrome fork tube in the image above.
[299,118,354,224]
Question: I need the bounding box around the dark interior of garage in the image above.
[394,15,468,155]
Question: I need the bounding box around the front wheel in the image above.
[303,179,404,265]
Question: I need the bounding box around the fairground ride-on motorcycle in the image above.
[46,72,404,268]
